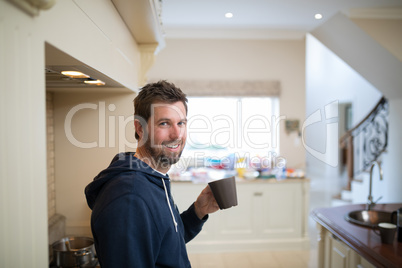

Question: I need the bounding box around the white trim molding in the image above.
[139,43,159,87]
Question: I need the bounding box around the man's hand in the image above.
[194,185,220,220]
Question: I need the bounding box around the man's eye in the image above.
[160,122,168,126]
[178,121,187,126]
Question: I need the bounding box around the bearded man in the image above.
[85,80,219,268]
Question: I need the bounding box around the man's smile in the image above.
[163,141,182,151]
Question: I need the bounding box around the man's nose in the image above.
[170,124,183,140]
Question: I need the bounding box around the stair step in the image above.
[332,190,353,202]
[341,190,353,201]
[331,198,352,207]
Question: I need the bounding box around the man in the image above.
[85,80,219,267]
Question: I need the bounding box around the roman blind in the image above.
[153,79,281,97]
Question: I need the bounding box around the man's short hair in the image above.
[133,80,188,140]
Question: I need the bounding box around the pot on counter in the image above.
[51,236,96,267]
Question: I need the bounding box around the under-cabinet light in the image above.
[84,80,105,86]
[61,71,90,78]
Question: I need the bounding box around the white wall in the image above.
[53,92,137,236]
[311,13,402,100]
[305,33,382,198]
[148,38,306,168]
[0,0,140,266]
[352,18,402,62]
[382,98,402,202]
[306,16,402,205]
[351,19,402,203]
[305,33,382,145]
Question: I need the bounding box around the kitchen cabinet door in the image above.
[171,183,216,241]
[255,183,302,239]
[322,229,367,268]
[172,180,309,252]
[330,235,352,268]
[212,183,257,240]
[172,182,256,241]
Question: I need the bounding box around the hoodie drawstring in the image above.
[161,178,178,232]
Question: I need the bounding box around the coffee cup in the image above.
[376,222,397,244]
[208,176,238,210]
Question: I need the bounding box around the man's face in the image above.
[142,101,187,170]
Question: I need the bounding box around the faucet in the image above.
[366,161,383,210]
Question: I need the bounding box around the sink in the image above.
[345,210,395,228]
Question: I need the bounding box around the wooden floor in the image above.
[188,249,318,268]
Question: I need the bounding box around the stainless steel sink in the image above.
[345,210,395,228]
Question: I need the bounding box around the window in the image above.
[182,96,280,161]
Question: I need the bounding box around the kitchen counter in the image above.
[171,178,310,252]
[172,177,307,184]
[311,203,402,268]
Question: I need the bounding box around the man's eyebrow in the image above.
[156,118,169,122]
[156,118,187,123]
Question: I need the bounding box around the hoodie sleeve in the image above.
[92,193,161,268]
[180,202,208,243]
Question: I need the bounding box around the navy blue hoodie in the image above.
[85,152,207,267]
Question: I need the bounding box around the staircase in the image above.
[336,97,389,205]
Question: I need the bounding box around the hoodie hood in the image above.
[85,152,169,210]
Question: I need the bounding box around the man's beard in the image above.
[143,138,183,169]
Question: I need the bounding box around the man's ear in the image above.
[134,119,144,139]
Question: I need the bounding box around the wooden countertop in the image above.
[311,203,402,268]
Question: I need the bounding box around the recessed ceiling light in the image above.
[84,80,105,86]
[315,14,323,20]
[61,71,90,78]
[225,12,233,18]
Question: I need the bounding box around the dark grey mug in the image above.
[208,176,238,210]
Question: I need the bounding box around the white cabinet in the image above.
[317,225,375,268]
[171,179,310,253]
[324,232,359,268]
[255,183,303,239]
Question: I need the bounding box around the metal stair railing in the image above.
[339,97,388,190]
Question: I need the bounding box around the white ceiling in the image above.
[160,0,402,39]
